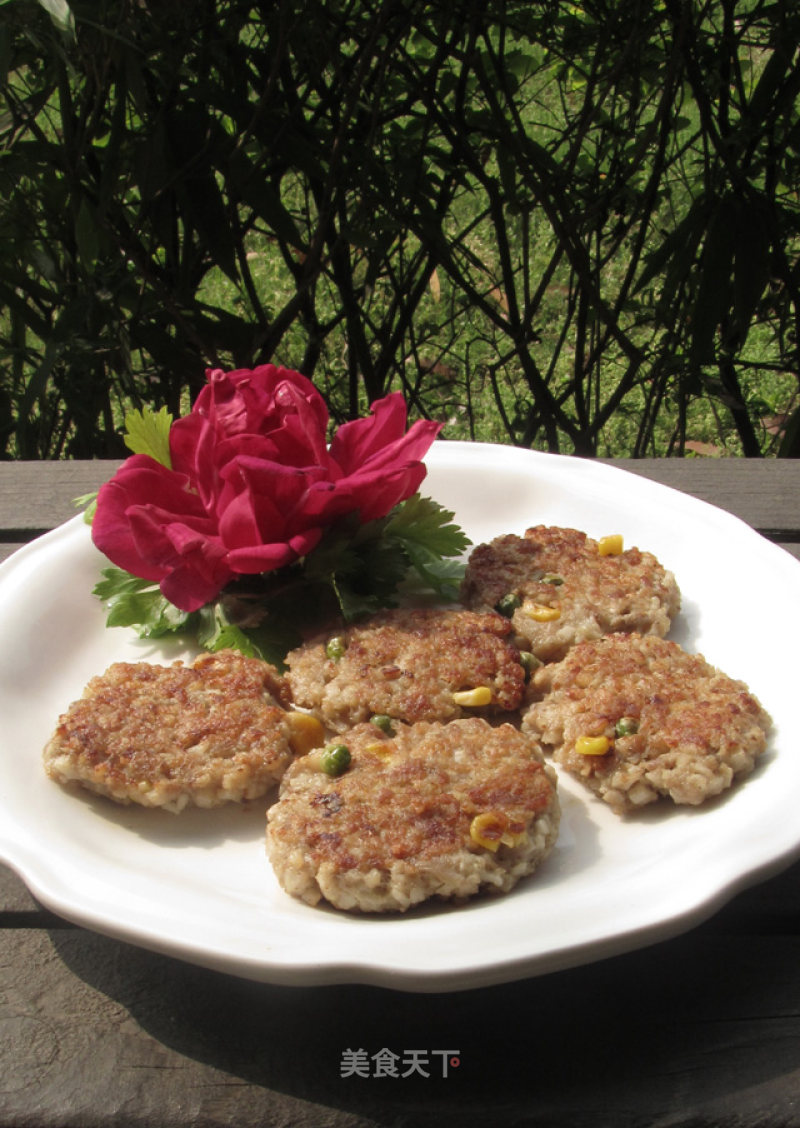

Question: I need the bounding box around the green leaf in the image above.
[123,405,173,467]
[238,620,303,668]
[208,623,264,657]
[636,198,706,302]
[351,532,411,601]
[732,200,771,348]
[216,583,325,666]
[0,25,12,89]
[93,567,189,636]
[227,152,303,250]
[93,566,153,601]
[778,403,800,458]
[384,494,471,557]
[73,490,97,523]
[195,604,240,652]
[301,520,363,584]
[689,199,736,367]
[301,516,410,623]
[331,574,391,623]
[399,544,465,601]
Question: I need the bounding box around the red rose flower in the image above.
[91,366,441,612]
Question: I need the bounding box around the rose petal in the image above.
[94,369,440,610]
[329,393,440,475]
[226,524,324,573]
[215,488,263,550]
[195,365,329,446]
[216,457,336,557]
[212,417,336,474]
[124,511,232,611]
[335,461,428,522]
[92,455,207,580]
[169,413,218,509]
[159,559,231,612]
[225,543,294,573]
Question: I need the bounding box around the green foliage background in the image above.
[1,0,799,458]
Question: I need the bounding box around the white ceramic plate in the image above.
[1,443,798,993]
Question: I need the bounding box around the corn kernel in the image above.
[575,735,611,756]
[364,741,394,759]
[523,602,561,622]
[470,812,527,851]
[453,686,492,707]
[598,534,624,556]
[469,812,504,851]
[286,711,325,756]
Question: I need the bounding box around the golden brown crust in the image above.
[285,606,527,731]
[266,717,560,912]
[43,650,294,812]
[460,526,680,662]
[522,633,772,814]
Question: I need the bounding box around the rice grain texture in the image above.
[43,650,295,812]
[266,717,560,912]
[522,633,771,814]
[460,526,680,662]
[285,606,527,731]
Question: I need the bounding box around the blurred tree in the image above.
[0,0,798,457]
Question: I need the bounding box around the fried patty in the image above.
[266,717,560,912]
[43,650,295,813]
[522,633,772,814]
[285,606,527,732]
[460,526,680,662]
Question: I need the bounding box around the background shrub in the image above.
[1,0,798,458]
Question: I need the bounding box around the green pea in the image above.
[495,593,522,618]
[518,651,541,681]
[370,714,395,736]
[321,744,351,776]
[542,573,564,586]
[615,717,639,737]
[325,635,347,661]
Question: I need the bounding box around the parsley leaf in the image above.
[305,513,411,620]
[73,491,98,523]
[123,405,173,468]
[399,543,465,601]
[94,567,191,635]
[385,494,471,558]
[383,494,470,596]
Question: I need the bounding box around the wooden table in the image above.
[1,457,799,1128]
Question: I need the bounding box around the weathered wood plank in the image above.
[2,923,800,1128]
[606,457,800,539]
[0,461,121,534]
[2,459,800,539]
[0,543,25,564]
[0,865,38,913]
